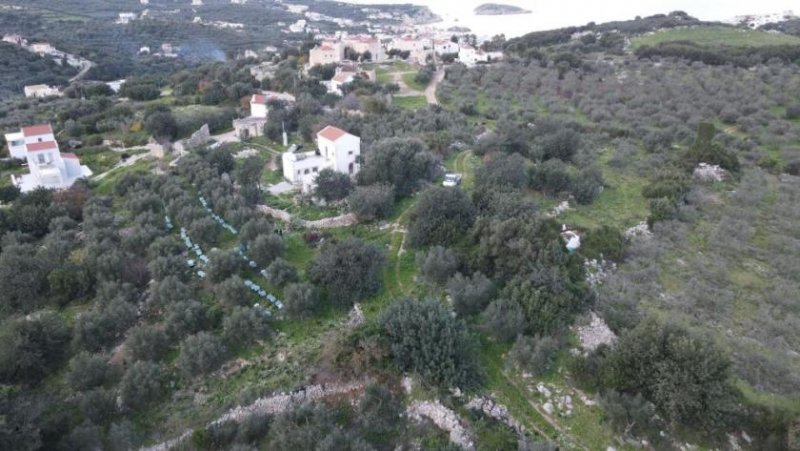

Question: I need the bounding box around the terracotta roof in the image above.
[22,124,53,137]
[251,94,267,104]
[61,152,78,159]
[318,125,349,142]
[332,72,355,83]
[26,141,58,152]
[347,36,377,44]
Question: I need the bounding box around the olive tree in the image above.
[307,238,385,307]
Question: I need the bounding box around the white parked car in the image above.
[443,173,463,187]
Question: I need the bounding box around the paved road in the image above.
[69,61,95,83]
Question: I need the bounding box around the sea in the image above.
[342,0,798,38]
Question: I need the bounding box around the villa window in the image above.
[37,153,45,164]
[304,169,310,174]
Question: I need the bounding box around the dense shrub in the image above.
[0,312,71,383]
[447,272,496,316]
[223,307,271,348]
[314,169,353,203]
[283,283,320,320]
[347,184,395,221]
[125,325,169,362]
[380,298,482,390]
[265,258,299,287]
[408,187,475,247]
[67,352,116,391]
[507,335,560,377]
[602,318,738,432]
[178,332,228,377]
[358,137,436,197]
[307,238,385,307]
[120,361,165,411]
[416,246,460,286]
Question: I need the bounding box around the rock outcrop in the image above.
[407,400,475,450]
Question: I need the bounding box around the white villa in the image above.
[4,124,92,192]
[282,126,360,193]
[24,84,61,98]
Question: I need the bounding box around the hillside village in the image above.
[1,2,800,450]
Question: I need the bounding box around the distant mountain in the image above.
[474,3,531,16]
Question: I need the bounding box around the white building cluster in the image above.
[282,126,360,193]
[4,124,92,192]
[307,32,503,68]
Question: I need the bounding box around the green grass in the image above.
[561,148,650,230]
[392,95,427,110]
[93,158,152,195]
[73,146,122,174]
[561,171,649,230]
[401,73,426,91]
[632,26,800,49]
[375,68,392,84]
[262,169,284,186]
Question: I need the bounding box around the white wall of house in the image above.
[4,125,92,192]
[282,127,361,193]
[318,133,360,175]
[4,132,26,159]
[251,101,268,118]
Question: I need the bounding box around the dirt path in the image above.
[392,71,419,96]
[500,371,589,451]
[425,66,445,105]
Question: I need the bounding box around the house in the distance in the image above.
[2,34,24,45]
[342,34,386,61]
[458,44,503,67]
[116,12,137,24]
[323,64,376,96]
[24,84,62,98]
[309,42,344,66]
[282,126,360,193]
[4,124,92,192]
[29,42,56,55]
[233,91,295,139]
[433,38,459,56]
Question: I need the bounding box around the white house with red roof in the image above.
[282,125,360,193]
[233,91,296,139]
[4,124,92,192]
